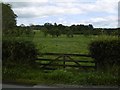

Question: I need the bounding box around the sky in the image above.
[3,0,120,28]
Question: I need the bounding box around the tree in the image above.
[42,27,48,37]
[2,3,17,34]
[44,23,53,30]
[88,24,93,30]
[58,24,66,34]
[65,27,73,37]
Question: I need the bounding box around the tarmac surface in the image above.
[2,84,120,90]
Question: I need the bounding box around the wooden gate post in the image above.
[95,61,97,71]
[63,55,66,69]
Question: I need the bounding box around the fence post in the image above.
[95,61,97,71]
[63,55,66,69]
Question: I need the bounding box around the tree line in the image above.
[18,23,119,37]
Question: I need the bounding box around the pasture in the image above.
[32,30,96,67]
[32,30,96,54]
[3,30,119,86]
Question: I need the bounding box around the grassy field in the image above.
[32,30,96,67]
[24,30,116,67]
[3,30,119,86]
[2,31,120,86]
[32,30,97,54]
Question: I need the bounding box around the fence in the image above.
[36,53,96,70]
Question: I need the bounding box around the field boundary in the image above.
[37,53,96,70]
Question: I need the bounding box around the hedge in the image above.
[2,38,39,67]
[89,37,120,71]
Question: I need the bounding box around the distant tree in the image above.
[57,24,66,34]
[67,30,73,37]
[44,23,53,30]
[54,22,57,27]
[55,27,61,37]
[49,27,61,37]
[29,23,35,30]
[20,24,25,27]
[42,27,48,37]
[65,27,73,38]
[88,24,94,30]
[2,3,17,35]
[53,23,61,37]
[43,23,61,37]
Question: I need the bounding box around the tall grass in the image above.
[3,66,119,86]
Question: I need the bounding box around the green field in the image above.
[32,30,97,54]
[3,30,119,86]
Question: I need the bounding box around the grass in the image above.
[3,66,119,86]
[32,30,96,54]
[3,30,120,86]
[32,31,96,67]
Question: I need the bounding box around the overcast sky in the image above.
[3,0,119,28]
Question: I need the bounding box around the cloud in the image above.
[6,0,118,18]
[3,0,49,3]
[3,0,119,27]
[11,1,85,18]
[93,0,119,13]
[11,0,118,18]
[72,15,118,28]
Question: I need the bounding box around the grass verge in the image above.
[3,66,119,86]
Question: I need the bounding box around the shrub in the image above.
[89,36,120,71]
[2,38,39,67]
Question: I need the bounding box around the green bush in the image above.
[2,38,39,67]
[89,36,120,71]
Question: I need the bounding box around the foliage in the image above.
[17,25,35,35]
[66,27,74,37]
[2,3,17,35]
[2,38,39,67]
[89,36,120,71]
[42,27,48,37]
[43,23,62,37]
[118,28,120,37]
[28,23,118,36]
